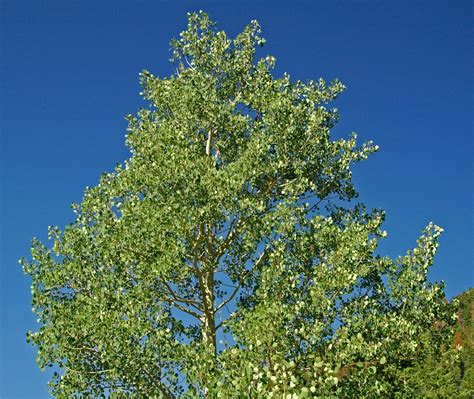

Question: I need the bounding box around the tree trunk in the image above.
[201,270,216,355]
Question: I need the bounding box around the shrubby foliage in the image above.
[22,12,458,398]
[405,289,473,398]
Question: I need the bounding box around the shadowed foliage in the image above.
[405,289,473,397]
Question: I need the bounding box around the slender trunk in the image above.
[199,266,216,397]
[202,129,217,355]
[201,270,216,355]
[199,129,217,397]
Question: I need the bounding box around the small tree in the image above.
[22,12,456,398]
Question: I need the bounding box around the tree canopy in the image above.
[22,12,459,398]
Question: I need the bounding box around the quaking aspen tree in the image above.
[22,12,457,398]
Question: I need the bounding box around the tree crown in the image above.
[22,12,456,398]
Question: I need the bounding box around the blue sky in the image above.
[1,1,472,397]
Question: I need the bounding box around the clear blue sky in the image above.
[1,1,472,397]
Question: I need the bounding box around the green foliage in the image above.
[455,288,474,395]
[404,289,473,398]
[22,11,457,398]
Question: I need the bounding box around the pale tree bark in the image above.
[200,128,218,357]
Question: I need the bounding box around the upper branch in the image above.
[215,245,269,315]
[159,278,203,312]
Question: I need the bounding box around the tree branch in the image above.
[159,278,202,311]
[167,300,201,320]
[142,365,176,399]
[206,128,216,156]
[215,246,269,314]
[215,215,241,260]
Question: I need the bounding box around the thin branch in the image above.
[167,300,201,320]
[215,215,241,259]
[215,302,234,331]
[65,366,113,375]
[218,282,238,289]
[64,334,175,398]
[215,246,269,313]
[62,343,99,354]
[125,242,203,316]
[204,222,217,259]
[142,365,175,399]
[206,128,215,156]
[306,195,336,213]
[159,278,202,311]
[184,56,195,70]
